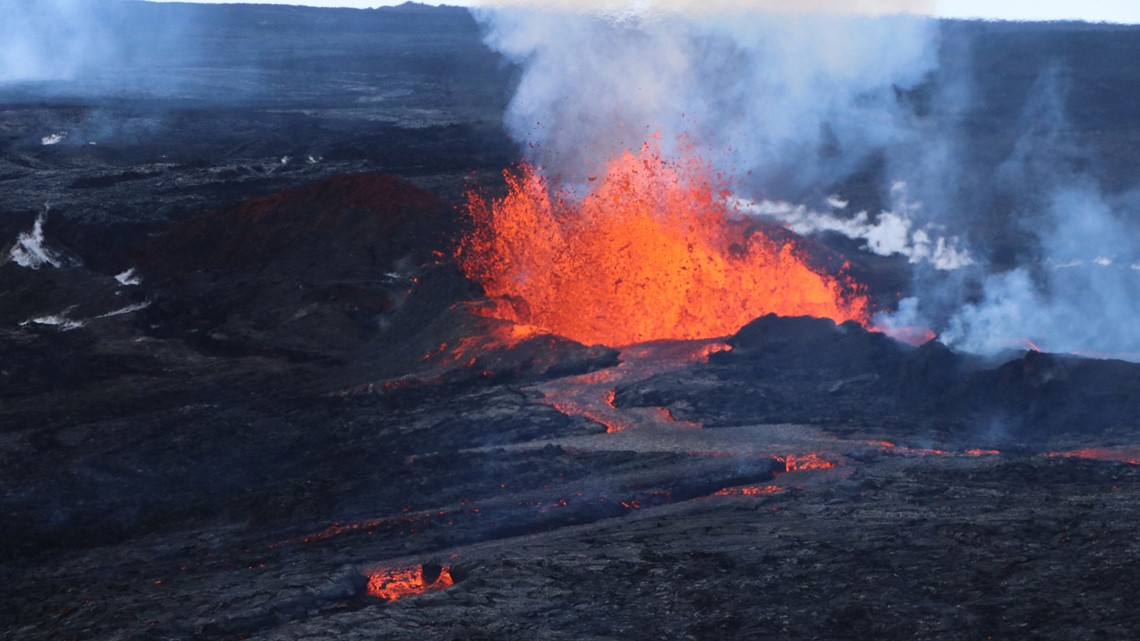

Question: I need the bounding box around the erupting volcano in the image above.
[13,4,1140,640]
[458,143,870,346]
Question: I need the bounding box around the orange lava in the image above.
[779,453,837,472]
[427,311,545,367]
[367,565,454,601]
[458,143,869,346]
[1048,447,1140,465]
[869,440,956,457]
[714,485,785,497]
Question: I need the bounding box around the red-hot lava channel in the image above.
[1048,447,1140,465]
[779,453,837,471]
[457,142,869,346]
[714,485,785,497]
[367,564,454,601]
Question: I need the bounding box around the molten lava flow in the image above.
[459,144,869,346]
[779,453,837,472]
[427,309,546,369]
[869,440,954,457]
[1048,447,1140,465]
[714,485,785,497]
[367,565,454,601]
[872,442,1003,458]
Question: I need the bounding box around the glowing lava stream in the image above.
[458,142,869,347]
[1047,447,1140,465]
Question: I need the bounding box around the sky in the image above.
[144,0,1140,24]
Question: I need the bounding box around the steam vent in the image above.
[6,2,1140,640]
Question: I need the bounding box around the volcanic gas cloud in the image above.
[458,143,869,346]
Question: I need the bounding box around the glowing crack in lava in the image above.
[1048,447,1140,466]
[714,484,786,497]
[367,564,454,601]
[779,453,837,472]
[458,143,870,346]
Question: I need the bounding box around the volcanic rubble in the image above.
[2,167,1140,641]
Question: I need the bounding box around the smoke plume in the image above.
[475,3,1140,359]
[477,0,935,17]
[473,0,940,193]
[0,0,118,83]
[0,0,210,98]
[7,212,68,270]
[730,181,973,270]
[940,178,1140,355]
[880,65,1140,357]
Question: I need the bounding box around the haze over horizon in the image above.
[144,0,1140,24]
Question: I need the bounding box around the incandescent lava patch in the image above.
[367,563,455,601]
[457,143,869,346]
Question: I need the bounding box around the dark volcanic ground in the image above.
[4,4,1140,641]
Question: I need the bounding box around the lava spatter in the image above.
[458,143,869,347]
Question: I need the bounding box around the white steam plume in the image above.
[8,212,64,270]
[20,307,85,331]
[898,68,1140,358]
[474,2,940,191]
[476,0,934,16]
[0,1,202,98]
[0,0,115,83]
[941,183,1140,355]
[731,181,973,270]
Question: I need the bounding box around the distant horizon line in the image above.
[138,0,1140,26]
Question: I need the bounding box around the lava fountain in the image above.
[458,143,870,347]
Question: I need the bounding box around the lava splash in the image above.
[458,143,869,346]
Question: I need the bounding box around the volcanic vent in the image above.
[457,143,870,346]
